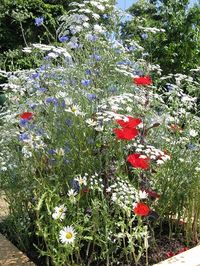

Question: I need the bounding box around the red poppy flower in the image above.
[116,116,142,128]
[113,127,139,140]
[176,247,189,255]
[127,153,150,169]
[166,251,175,258]
[144,189,160,199]
[133,202,150,216]
[20,112,33,120]
[133,76,152,86]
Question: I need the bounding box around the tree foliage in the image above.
[0,0,73,71]
[121,0,200,75]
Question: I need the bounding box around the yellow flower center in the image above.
[71,106,77,112]
[66,232,73,239]
[59,208,63,213]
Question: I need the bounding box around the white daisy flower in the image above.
[75,175,87,186]
[138,190,148,199]
[189,129,198,137]
[67,189,77,197]
[52,205,67,221]
[59,226,76,244]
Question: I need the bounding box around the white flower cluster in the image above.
[133,143,171,165]
[109,177,138,212]
[138,26,165,33]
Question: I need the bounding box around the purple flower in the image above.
[19,119,29,127]
[69,41,79,49]
[187,144,199,151]
[86,34,98,42]
[35,17,44,27]
[127,45,136,52]
[64,145,71,153]
[102,14,109,19]
[48,149,56,155]
[31,72,39,79]
[30,103,37,110]
[65,119,73,127]
[141,33,148,40]
[70,179,80,193]
[85,69,92,75]
[38,87,47,93]
[134,70,144,76]
[91,54,101,61]
[61,100,66,108]
[19,133,29,141]
[109,86,117,93]
[45,97,58,106]
[87,93,96,101]
[59,36,69,42]
[166,84,174,92]
[81,79,91,86]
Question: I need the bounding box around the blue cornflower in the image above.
[187,144,199,151]
[70,179,80,193]
[61,100,66,108]
[85,69,92,75]
[19,133,29,141]
[36,128,45,135]
[31,72,39,79]
[59,36,69,42]
[35,17,44,27]
[141,33,148,40]
[87,93,96,101]
[64,145,71,153]
[81,79,91,86]
[102,14,109,19]
[109,86,117,93]
[65,119,73,127]
[45,97,58,106]
[29,103,37,110]
[92,54,101,61]
[115,49,122,54]
[166,84,174,92]
[86,34,98,42]
[127,45,136,52]
[48,149,56,155]
[69,41,79,49]
[19,119,29,127]
[38,87,47,93]
[134,70,144,76]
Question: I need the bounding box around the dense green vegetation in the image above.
[121,0,200,75]
[0,0,74,71]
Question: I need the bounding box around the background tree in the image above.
[121,0,200,75]
[0,0,77,71]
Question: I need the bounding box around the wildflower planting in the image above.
[0,0,200,265]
